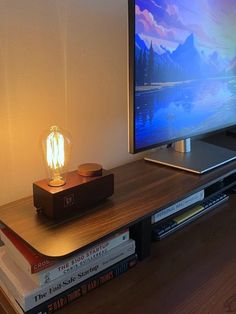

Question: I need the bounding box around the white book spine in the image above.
[151,190,205,223]
[0,239,135,311]
[26,230,130,286]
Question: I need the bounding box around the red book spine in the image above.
[1,228,55,273]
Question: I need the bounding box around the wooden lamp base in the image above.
[33,165,114,219]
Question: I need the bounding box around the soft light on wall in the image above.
[0,0,142,206]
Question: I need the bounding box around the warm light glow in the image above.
[43,125,71,187]
[46,128,65,169]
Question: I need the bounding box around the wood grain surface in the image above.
[0,157,236,257]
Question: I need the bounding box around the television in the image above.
[128,0,236,174]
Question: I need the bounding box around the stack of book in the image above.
[0,227,137,314]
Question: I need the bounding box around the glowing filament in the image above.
[46,130,65,170]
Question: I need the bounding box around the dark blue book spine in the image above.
[22,254,137,314]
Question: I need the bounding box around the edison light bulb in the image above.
[43,126,71,187]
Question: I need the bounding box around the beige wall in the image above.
[0,0,142,206]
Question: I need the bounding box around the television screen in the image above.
[129,0,236,153]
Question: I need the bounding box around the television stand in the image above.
[1,133,236,313]
[145,139,236,174]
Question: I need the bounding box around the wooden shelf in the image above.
[1,133,236,313]
[56,195,236,314]
[2,194,236,314]
[0,156,236,257]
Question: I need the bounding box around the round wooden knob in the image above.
[78,163,103,177]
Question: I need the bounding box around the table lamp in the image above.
[33,126,114,219]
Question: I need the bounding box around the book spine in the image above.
[32,229,130,286]
[26,254,137,314]
[151,190,205,224]
[2,239,135,311]
[0,229,54,274]
[1,228,129,275]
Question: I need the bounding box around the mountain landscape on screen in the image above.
[135,0,236,86]
[133,0,236,150]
